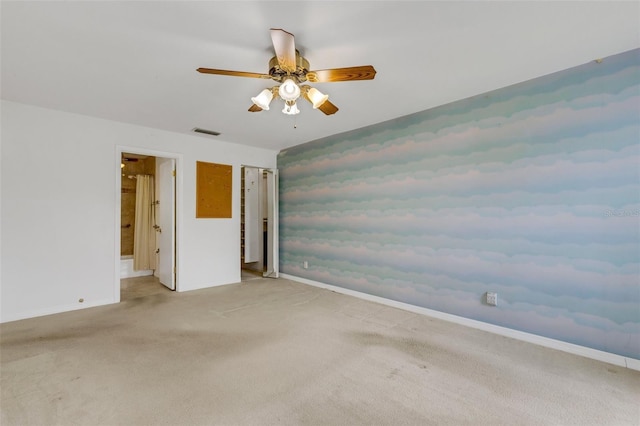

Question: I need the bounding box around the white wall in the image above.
[0,100,277,322]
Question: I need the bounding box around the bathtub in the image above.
[120,255,154,278]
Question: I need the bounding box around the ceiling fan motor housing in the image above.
[268,51,310,83]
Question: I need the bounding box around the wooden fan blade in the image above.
[270,28,297,73]
[197,68,270,79]
[248,104,263,112]
[317,100,339,115]
[307,65,376,83]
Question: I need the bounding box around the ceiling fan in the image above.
[197,28,376,116]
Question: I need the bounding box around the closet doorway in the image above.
[241,166,278,280]
[117,149,178,301]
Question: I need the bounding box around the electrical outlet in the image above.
[486,292,498,306]
[303,261,308,269]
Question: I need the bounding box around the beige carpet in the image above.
[1,278,639,425]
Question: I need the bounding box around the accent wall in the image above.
[278,49,640,359]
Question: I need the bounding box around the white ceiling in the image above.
[2,1,638,152]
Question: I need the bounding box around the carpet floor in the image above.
[1,278,639,425]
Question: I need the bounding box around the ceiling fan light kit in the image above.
[197,28,376,117]
[250,88,274,110]
[306,87,329,109]
[278,78,300,101]
[282,100,300,115]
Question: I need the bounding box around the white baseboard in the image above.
[280,273,639,371]
[1,298,115,324]
[626,357,640,371]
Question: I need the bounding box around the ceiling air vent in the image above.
[192,127,221,137]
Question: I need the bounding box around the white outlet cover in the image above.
[486,292,498,306]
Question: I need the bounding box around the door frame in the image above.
[241,165,279,278]
[262,168,279,278]
[115,146,182,302]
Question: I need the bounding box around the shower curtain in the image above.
[133,174,157,271]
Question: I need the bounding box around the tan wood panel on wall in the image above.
[196,161,232,218]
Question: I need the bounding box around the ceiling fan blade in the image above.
[270,28,297,73]
[306,65,377,83]
[197,68,270,79]
[248,104,263,112]
[317,100,339,115]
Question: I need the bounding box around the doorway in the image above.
[241,166,278,280]
[117,148,178,301]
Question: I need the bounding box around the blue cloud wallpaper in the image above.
[278,49,640,359]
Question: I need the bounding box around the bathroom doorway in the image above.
[241,166,278,280]
[117,148,178,301]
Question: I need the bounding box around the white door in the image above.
[263,168,278,278]
[156,158,176,290]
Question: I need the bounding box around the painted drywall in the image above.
[1,100,277,322]
[278,49,640,359]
